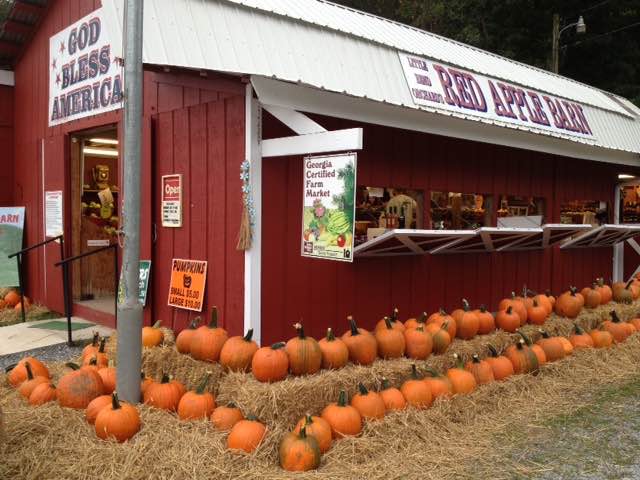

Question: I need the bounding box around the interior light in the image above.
[618,174,636,179]
[83,147,119,157]
[89,138,118,145]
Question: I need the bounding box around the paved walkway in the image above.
[0,317,114,356]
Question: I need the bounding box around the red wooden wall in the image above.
[261,113,623,344]
[0,85,14,206]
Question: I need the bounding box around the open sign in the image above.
[161,174,182,227]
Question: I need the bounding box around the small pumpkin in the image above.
[498,292,527,325]
[427,321,452,354]
[190,306,229,363]
[485,345,514,381]
[95,392,141,443]
[279,425,321,472]
[321,390,362,439]
[590,327,614,348]
[4,290,20,307]
[427,308,457,339]
[404,325,433,360]
[219,328,259,372]
[375,317,406,359]
[536,330,566,362]
[581,284,602,309]
[211,403,244,430]
[526,299,548,325]
[318,328,349,370]
[496,306,520,333]
[82,338,108,368]
[177,373,216,420]
[447,354,478,394]
[293,414,332,454]
[518,331,547,366]
[86,394,112,424]
[14,297,30,312]
[81,332,101,361]
[558,336,574,356]
[252,342,289,382]
[464,354,494,385]
[404,311,427,330]
[570,324,594,349]
[98,364,116,395]
[142,320,165,348]
[629,317,640,332]
[375,307,405,332]
[6,357,50,387]
[454,299,480,340]
[612,280,634,304]
[17,362,49,399]
[175,316,201,354]
[143,373,185,411]
[602,310,631,343]
[341,316,378,366]
[58,363,105,409]
[228,416,267,453]
[595,278,613,304]
[474,305,495,335]
[504,339,539,374]
[285,323,322,375]
[555,287,583,318]
[400,364,432,409]
[351,383,386,420]
[422,368,453,399]
[532,293,553,315]
[28,382,57,406]
[379,377,407,411]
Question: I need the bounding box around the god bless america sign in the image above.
[49,8,123,126]
[399,52,594,139]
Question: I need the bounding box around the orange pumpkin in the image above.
[629,318,640,332]
[140,372,153,397]
[321,390,362,438]
[285,323,322,375]
[6,357,50,387]
[404,311,427,330]
[595,278,612,304]
[14,297,30,312]
[454,299,480,340]
[536,330,566,362]
[554,287,583,318]
[177,373,216,420]
[4,290,20,307]
[612,280,634,304]
[211,403,244,430]
[175,316,201,354]
[427,322,452,354]
[351,382,386,420]
[590,328,613,348]
[485,345,514,381]
[17,362,49,399]
[446,354,478,394]
[400,365,432,409]
[94,392,141,443]
[375,307,405,332]
[190,306,229,362]
[86,394,112,424]
[318,328,349,370]
[498,292,527,325]
[98,364,116,394]
[569,324,594,349]
[293,414,332,454]
[57,363,104,409]
[379,377,407,411]
[142,320,165,348]
[526,299,548,325]
[427,309,457,339]
[558,337,574,356]
[474,305,495,335]
[28,382,57,406]
[496,306,520,333]
[504,339,539,374]
[279,425,321,472]
[81,332,101,362]
[82,338,108,368]
[581,285,602,309]
[143,373,185,411]
[602,310,631,343]
[464,354,494,385]
[532,294,553,315]
[423,368,453,399]
[404,326,433,360]
[252,342,289,382]
[341,316,378,366]
[219,329,259,372]
[375,317,406,359]
[518,331,547,366]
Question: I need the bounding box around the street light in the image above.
[551,14,586,73]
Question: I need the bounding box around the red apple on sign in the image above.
[337,234,346,247]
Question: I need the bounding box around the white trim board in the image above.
[0,70,14,86]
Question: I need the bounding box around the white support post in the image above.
[613,184,624,282]
[244,84,263,345]
[262,128,363,158]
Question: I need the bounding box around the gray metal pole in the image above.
[116,0,144,403]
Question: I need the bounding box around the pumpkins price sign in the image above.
[301,153,357,262]
[167,259,207,312]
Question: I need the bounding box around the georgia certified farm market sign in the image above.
[398,52,594,139]
[168,259,208,312]
[49,8,123,126]
[301,153,357,263]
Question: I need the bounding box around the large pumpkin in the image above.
[279,425,321,472]
[94,392,141,443]
[321,390,362,439]
[454,299,479,340]
[400,365,432,409]
[375,317,406,359]
[219,328,259,372]
[318,328,349,370]
[474,306,495,335]
[351,383,386,420]
[485,345,514,381]
[285,323,322,375]
[190,306,229,362]
[464,354,494,385]
[526,299,548,325]
[143,373,185,411]
[6,357,50,387]
[536,330,566,362]
[252,342,289,382]
[374,307,405,333]
[555,287,582,318]
[57,363,104,409]
[293,414,332,454]
[341,316,378,366]
[495,306,520,333]
[404,326,433,360]
[177,373,216,420]
[141,320,165,348]
[504,339,539,374]
[227,417,267,453]
[175,316,201,354]
[446,354,478,394]
[379,377,407,411]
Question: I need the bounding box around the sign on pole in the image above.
[118,260,151,306]
[161,174,183,227]
[44,190,63,238]
[301,153,357,262]
[0,207,25,287]
[167,259,207,311]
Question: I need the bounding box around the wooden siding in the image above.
[0,85,14,206]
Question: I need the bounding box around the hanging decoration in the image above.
[237,159,255,250]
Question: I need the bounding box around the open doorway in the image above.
[69,126,119,315]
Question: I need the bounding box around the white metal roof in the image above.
[102,0,640,156]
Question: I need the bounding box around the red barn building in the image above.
[1,0,640,345]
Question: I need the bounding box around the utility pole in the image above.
[116,0,144,403]
[551,13,560,73]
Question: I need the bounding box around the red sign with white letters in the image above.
[161,174,182,227]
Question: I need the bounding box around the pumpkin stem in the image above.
[522,285,528,298]
[625,279,634,289]
[487,344,499,357]
[418,312,427,324]
[91,332,99,347]
[294,323,306,339]
[574,324,585,334]
[65,362,80,370]
[527,288,538,296]
[410,364,421,379]
[304,413,314,426]
[98,337,106,353]
[243,329,254,342]
[569,286,577,296]
[337,390,347,407]
[189,316,201,329]
[89,357,98,366]
[472,354,481,364]
[506,306,513,315]
[161,373,170,384]
[441,320,450,331]
[25,361,33,380]
[539,329,550,339]
[299,424,307,439]
[347,316,359,336]
[439,308,447,316]
[532,299,539,307]
[611,310,621,323]
[391,307,399,322]
[545,289,553,297]
[462,299,470,311]
[111,391,121,410]
[510,291,516,300]
[326,328,336,341]
[196,372,211,394]
[453,353,464,369]
[516,339,526,350]
[479,305,487,313]
[152,320,162,328]
[4,363,17,373]
[517,330,533,346]
[384,316,393,330]
[357,382,369,396]
[271,342,286,350]
[227,402,237,408]
[209,306,219,328]
[424,367,440,378]
[245,414,258,421]
[381,377,391,389]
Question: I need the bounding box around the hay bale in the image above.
[142,346,223,391]
[105,327,175,358]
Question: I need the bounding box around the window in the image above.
[496,195,546,227]
[430,191,493,230]
[560,200,608,226]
